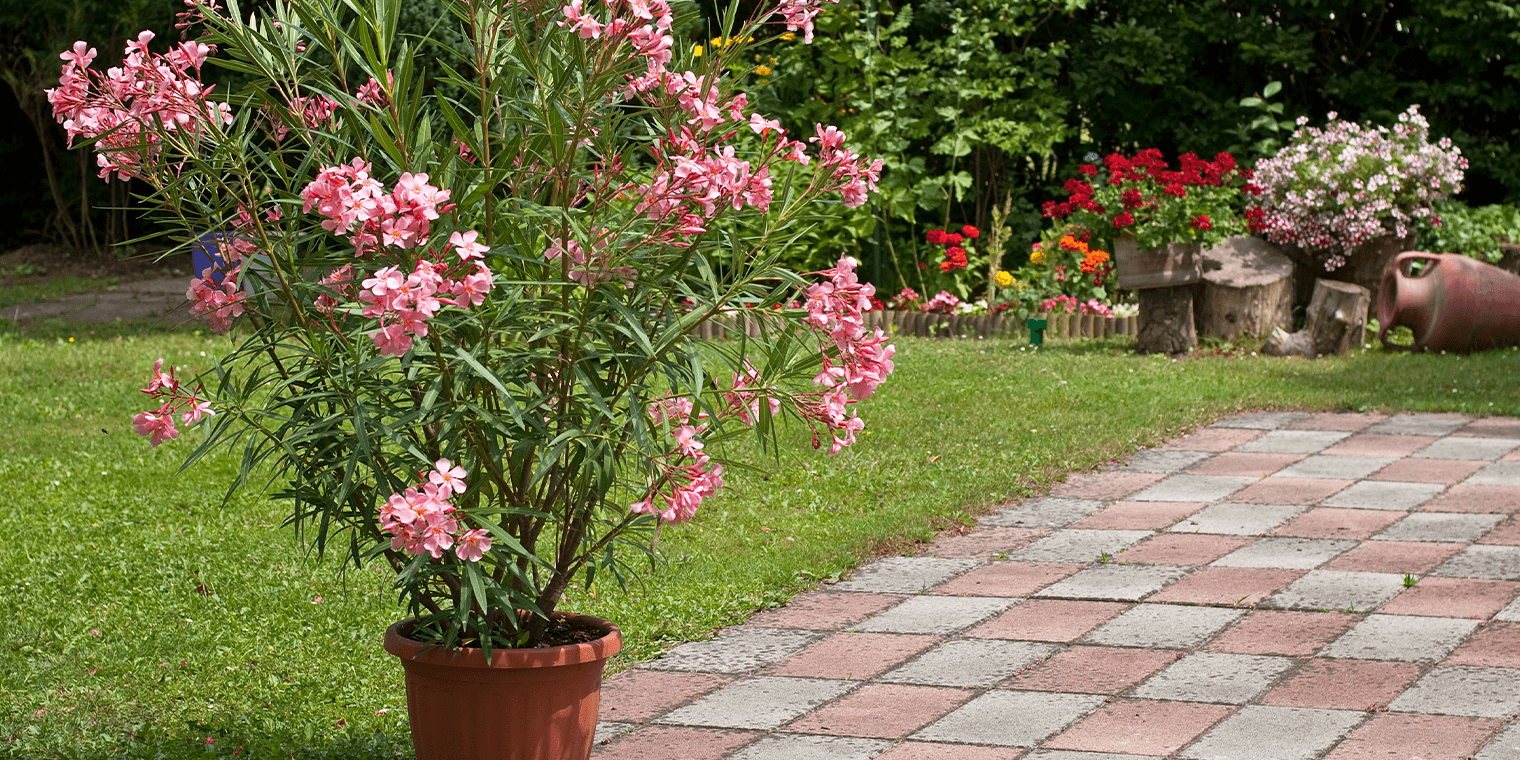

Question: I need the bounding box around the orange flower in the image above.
[1079,249,1110,274]
[1057,234,1089,253]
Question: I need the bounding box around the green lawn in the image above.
[1,322,1514,758]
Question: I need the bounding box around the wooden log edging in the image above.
[693,310,1136,341]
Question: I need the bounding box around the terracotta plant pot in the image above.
[1113,235,1201,290]
[384,613,622,760]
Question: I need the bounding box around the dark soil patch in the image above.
[0,243,194,289]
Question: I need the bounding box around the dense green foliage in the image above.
[1416,199,1520,263]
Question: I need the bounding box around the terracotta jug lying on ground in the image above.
[1378,251,1520,353]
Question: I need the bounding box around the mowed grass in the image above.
[2,320,1517,758]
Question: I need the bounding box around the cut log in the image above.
[1260,279,1370,358]
[1196,236,1295,340]
[1135,285,1197,354]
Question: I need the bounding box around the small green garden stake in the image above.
[1028,317,1047,346]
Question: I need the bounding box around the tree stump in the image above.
[1136,286,1197,354]
[1261,279,1370,358]
[1196,236,1294,341]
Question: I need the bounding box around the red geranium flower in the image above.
[961,224,980,239]
[1120,188,1144,210]
[944,232,963,245]
[1191,214,1213,231]
[1077,164,1098,176]
[1163,183,1187,198]
[1113,212,1135,228]
[925,229,946,244]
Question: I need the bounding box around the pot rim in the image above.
[384,612,622,669]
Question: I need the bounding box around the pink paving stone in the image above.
[598,671,735,723]
[966,599,1130,642]
[1423,484,1520,513]
[784,684,972,739]
[873,743,1027,760]
[1186,452,1306,477]
[1208,610,1363,656]
[1268,508,1403,540]
[1118,534,1253,566]
[1325,541,1467,573]
[921,527,1049,559]
[1321,434,1438,458]
[768,632,940,680]
[1224,477,1353,505]
[1260,658,1422,710]
[1147,567,1305,607]
[1162,427,1264,452]
[1322,713,1504,760]
[1454,416,1520,438]
[592,726,755,760]
[1506,448,1520,461]
[1043,699,1235,757]
[1369,458,1486,485]
[744,591,906,629]
[1071,501,1204,531]
[1444,621,1520,668]
[1006,645,1180,694]
[1380,577,1520,619]
[1052,471,1167,501]
[933,562,1084,597]
[1286,412,1388,432]
[1480,515,1520,545]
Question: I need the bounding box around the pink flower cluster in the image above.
[631,397,725,524]
[546,229,637,287]
[132,358,215,446]
[1038,295,1113,317]
[187,265,247,334]
[777,0,841,43]
[300,160,454,255]
[888,287,921,310]
[921,290,962,314]
[634,124,776,237]
[801,256,895,454]
[378,460,494,562]
[46,31,233,181]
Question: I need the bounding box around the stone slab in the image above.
[1387,665,1520,718]
[648,627,817,673]
[912,690,1106,747]
[1131,652,1295,704]
[656,676,856,729]
[1129,475,1259,503]
[1274,455,1397,480]
[1413,437,1520,461]
[1474,722,1520,759]
[768,632,941,681]
[879,639,1057,688]
[1033,564,1189,601]
[1084,603,1245,649]
[1263,570,1408,613]
[1211,412,1312,430]
[853,595,1015,635]
[1320,614,1480,663]
[1373,513,1505,543]
[1169,502,1304,536]
[1112,449,1212,473]
[831,557,981,594]
[1364,414,1471,437]
[1212,537,1356,569]
[1465,461,1520,487]
[1433,545,1520,580]
[1234,430,1350,454]
[1008,530,1154,563]
[1321,481,1446,510]
[983,498,1103,529]
[729,735,892,760]
[1179,705,1365,760]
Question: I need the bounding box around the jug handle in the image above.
[1377,253,1442,351]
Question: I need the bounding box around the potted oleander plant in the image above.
[47,0,893,758]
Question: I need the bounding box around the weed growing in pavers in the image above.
[1404,573,1420,587]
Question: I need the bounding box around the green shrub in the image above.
[1416,200,1520,264]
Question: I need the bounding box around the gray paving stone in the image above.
[1433,545,1520,580]
[1374,512,1506,543]
[852,595,1016,635]
[1465,461,1520,487]
[648,627,817,673]
[1212,537,1357,569]
[1026,753,1155,760]
[831,556,981,593]
[1033,564,1189,601]
[1008,529,1154,563]
[1413,437,1520,461]
[1274,455,1397,480]
[1320,614,1479,662]
[879,639,1057,688]
[1130,475,1259,503]
[1321,480,1446,510]
[1263,570,1409,612]
[1211,412,1312,430]
[1494,597,1520,622]
[912,690,1106,747]
[1179,705,1365,760]
[594,722,634,744]
[1113,449,1212,473]
[1132,652,1295,704]
[657,676,856,729]
[1084,603,1245,649]
[1169,502,1305,535]
[730,735,891,760]
[1234,430,1350,454]
[982,497,1102,529]
[1474,722,1520,759]
[1364,414,1471,437]
[1387,665,1520,718]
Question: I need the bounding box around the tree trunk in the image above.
[1261,279,1370,358]
[1136,286,1197,354]
[1196,236,1295,340]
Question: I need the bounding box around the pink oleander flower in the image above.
[454,529,492,562]
[133,410,179,446]
[430,459,467,496]
[448,230,490,261]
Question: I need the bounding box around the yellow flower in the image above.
[995,270,1013,287]
[693,44,704,57]
[780,32,796,41]
[710,36,723,46]
[1030,249,1046,265]
[754,65,772,76]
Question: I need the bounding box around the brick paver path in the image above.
[594,412,1520,759]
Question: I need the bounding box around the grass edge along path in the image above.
[3,330,1518,758]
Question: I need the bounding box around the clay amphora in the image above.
[1377,252,1520,353]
